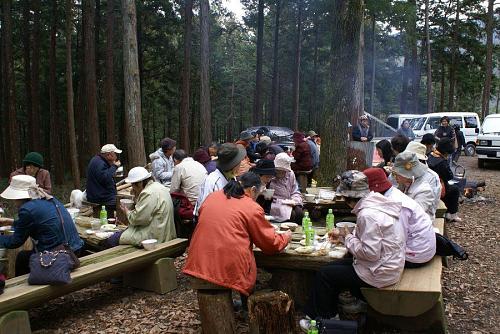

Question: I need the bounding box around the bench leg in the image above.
[0,311,31,334]
[123,258,177,294]
[196,289,235,334]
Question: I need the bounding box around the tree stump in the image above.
[248,291,296,334]
[190,277,236,334]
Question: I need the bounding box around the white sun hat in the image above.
[274,152,295,172]
[101,144,122,154]
[125,167,152,184]
[1,175,37,200]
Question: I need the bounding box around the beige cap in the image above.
[101,144,122,154]
[404,141,428,161]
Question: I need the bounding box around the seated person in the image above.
[420,133,436,156]
[107,167,176,247]
[235,131,259,162]
[150,137,176,187]
[193,148,217,174]
[170,150,207,206]
[250,159,276,213]
[0,175,84,276]
[10,152,52,193]
[427,138,461,222]
[351,114,373,142]
[269,153,304,223]
[86,144,122,217]
[364,167,436,268]
[394,151,439,219]
[391,134,410,156]
[183,172,290,296]
[300,171,405,331]
[403,142,442,210]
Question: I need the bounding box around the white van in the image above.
[386,114,422,130]
[476,114,500,168]
[412,112,481,156]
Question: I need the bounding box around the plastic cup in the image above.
[120,198,135,210]
[91,219,101,231]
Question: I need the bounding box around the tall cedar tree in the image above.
[180,0,193,150]
[122,0,146,166]
[105,0,115,142]
[23,1,33,150]
[319,0,364,182]
[65,0,81,188]
[481,0,494,118]
[270,0,281,125]
[253,0,264,125]
[292,0,303,130]
[425,0,433,113]
[31,0,42,152]
[448,0,460,112]
[200,0,212,145]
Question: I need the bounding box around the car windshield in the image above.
[412,117,426,130]
[482,118,500,134]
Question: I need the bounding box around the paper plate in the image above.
[294,246,315,254]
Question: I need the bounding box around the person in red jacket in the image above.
[291,132,312,172]
[183,172,290,296]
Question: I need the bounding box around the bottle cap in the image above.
[328,208,333,213]
[310,320,316,325]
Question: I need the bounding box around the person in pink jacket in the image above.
[301,171,405,328]
[183,172,290,296]
[364,167,436,267]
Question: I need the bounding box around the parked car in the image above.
[476,114,500,168]
[411,112,481,156]
[244,126,295,150]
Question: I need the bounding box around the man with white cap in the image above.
[106,167,176,247]
[86,144,122,216]
[0,175,83,276]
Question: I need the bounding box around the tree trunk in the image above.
[425,0,433,114]
[292,0,303,130]
[180,0,193,150]
[369,14,376,115]
[2,0,19,171]
[400,51,409,114]
[31,0,42,152]
[199,0,212,145]
[409,0,418,114]
[83,0,100,153]
[65,0,81,189]
[22,1,33,151]
[448,0,459,113]
[228,44,236,143]
[270,0,281,126]
[253,0,265,126]
[105,0,115,143]
[310,13,319,129]
[49,0,64,184]
[319,0,364,183]
[439,63,445,113]
[122,0,146,167]
[481,0,494,118]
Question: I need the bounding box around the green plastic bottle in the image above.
[302,210,310,233]
[308,319,319,334]
[99,206,108,225]
[326,209,335,232]
[305,228,315,247]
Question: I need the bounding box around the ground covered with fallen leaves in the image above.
[24,156,499,333]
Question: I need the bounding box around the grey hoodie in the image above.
[149,148,174,187]
[346,192,406,288]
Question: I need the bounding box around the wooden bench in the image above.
[0,238,188,333]
[361,218,447,333]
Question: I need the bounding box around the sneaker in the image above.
[299,316,311,333]
[446,213,462,222]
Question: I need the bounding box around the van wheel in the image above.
[465,143,476,156]
[478,159,485,168]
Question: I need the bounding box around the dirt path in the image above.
[26,156,499,333]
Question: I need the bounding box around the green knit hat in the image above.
[23,152,44,168]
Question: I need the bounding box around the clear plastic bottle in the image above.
[99,206,108,225]
[308,319,319,334]
[326,208,335,232]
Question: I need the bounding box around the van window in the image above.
[449,117,462,127]
[427,117,442,130]
[387,118,398,129]
[464,116,478,128]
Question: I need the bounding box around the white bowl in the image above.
[141,239,158,251]
[281,222,298,232]
[304,194,316,202]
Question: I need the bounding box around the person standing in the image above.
[10,152,52,194]
[351,115,373,142]
[291,132,312,192]
[306,130,320,186]
[434,116,456,145]
[150,137,176,187]
[86,144,122,216]
[396,120,415,141]
[452,124,465,162]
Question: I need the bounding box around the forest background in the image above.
[0,0,498,187]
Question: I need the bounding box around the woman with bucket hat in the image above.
[194,143,247,217]
[394,151,438,219]
[300,171,405,331]
[0,175,83,276]
[105,166,176,247]
[10,152,52,193]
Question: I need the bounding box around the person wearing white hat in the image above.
[268,153,303,223]
[0,175,83,276]
[86,144,123,216]
[106,167,176,247]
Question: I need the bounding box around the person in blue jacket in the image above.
[86,144,122,217]
[0,175,84,276]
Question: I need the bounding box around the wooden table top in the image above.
[75,216,126,250]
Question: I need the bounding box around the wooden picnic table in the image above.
[75,216,126,251]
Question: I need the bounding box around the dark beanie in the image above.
[437,138,455,155]
[161,137,176,150]
[193,148,211,164]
